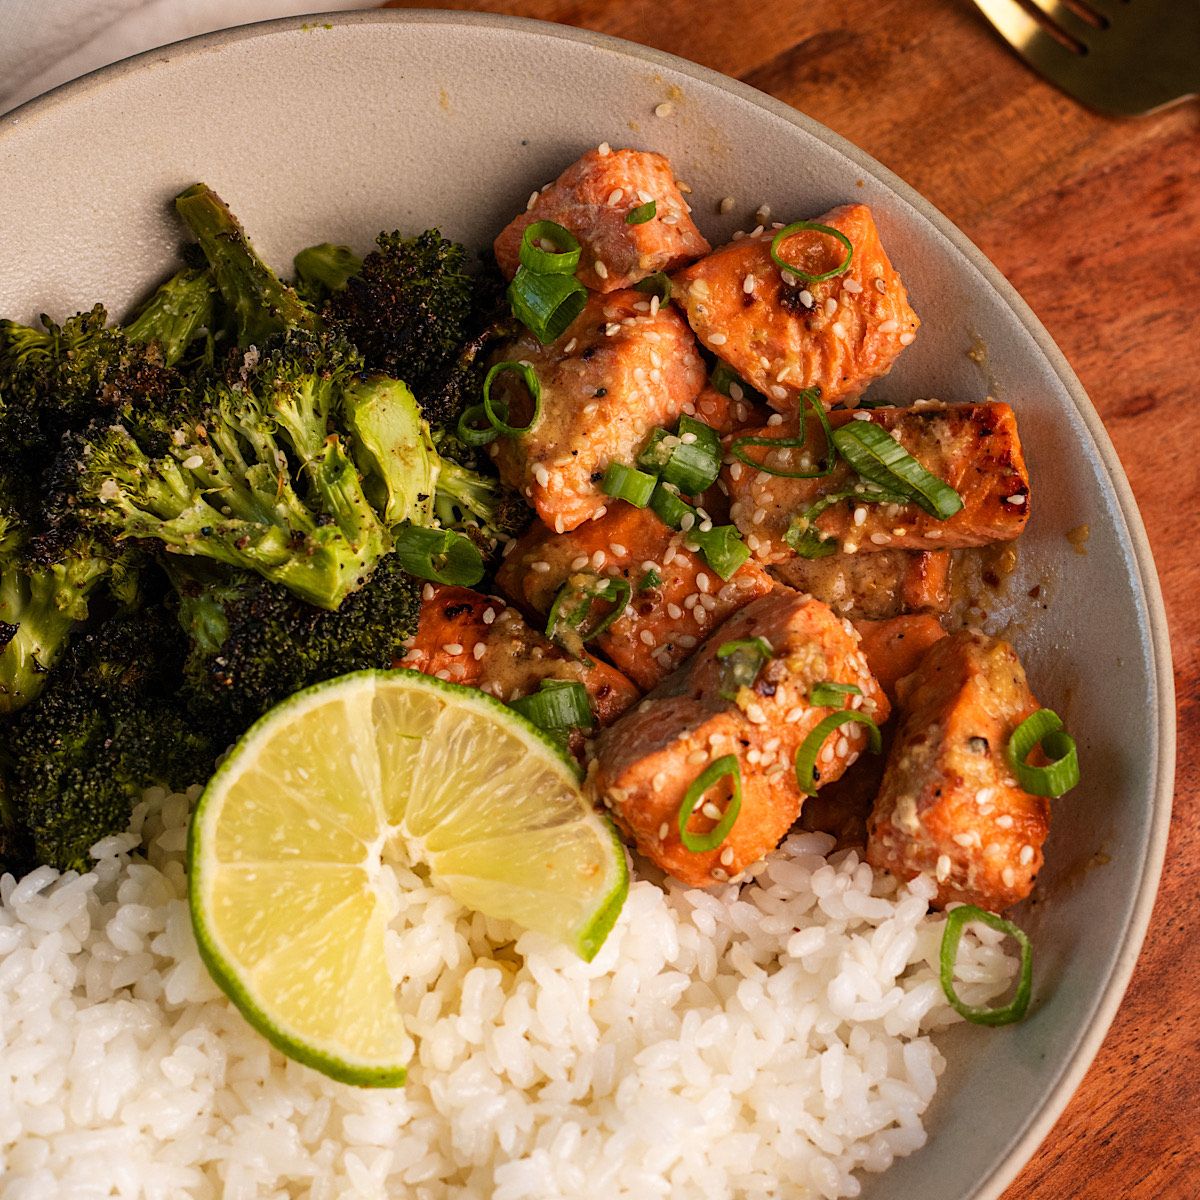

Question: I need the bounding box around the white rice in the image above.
[0,788,1016,1199]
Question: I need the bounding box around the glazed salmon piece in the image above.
[866,630,1049,911]
[591,591,890,886]
[672,204,919,411]
[770,548,952,618]
[495,504,774,690]
[398,585,639,728]
[725,402,1030,564]
[489,289,705,533]
[852,614,947,702]
[494,147,710,292]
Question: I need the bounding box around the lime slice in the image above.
[187,670,628,1086]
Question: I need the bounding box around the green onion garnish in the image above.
[939,905,1033,1026]
[677,755,743,853]
[638,416,722,494]
[1006,709,1080,798]
[482,361,542,437]
[509,678,594,735]
[690,524,751,580]
[716,637,772,699]
[731,390,835,479]
[626,201,657,225]
[508,267,588,345]
[784,483,908,559]
[794,710,882,795]
[601,462,657,508]
[638,568,662,590]
[546,575,632,647]
[649,481,695,529]
[770,220,854,284]
[456,402,499,447]
[831,421,964,520]
[810,681,862,707]
[518,220,582,275]
[634,272,672,304]
[392,526,484,587]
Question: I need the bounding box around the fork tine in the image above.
[973,0,1081,75]
[1021,0,1099,44]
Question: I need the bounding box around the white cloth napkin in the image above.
[0,0,369,115]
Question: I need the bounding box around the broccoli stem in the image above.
[175,184,317,346]
[123,268,216,366]
[294,244,363,301]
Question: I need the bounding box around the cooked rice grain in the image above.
[0,788,1015,1199]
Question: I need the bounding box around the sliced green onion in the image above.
[545,575,632,647]
[810,681,862,707]
[509,679,594,733]
[638,567,662,590]
[508,266,588,345]
[770,220,854,284]
[392,526,484,587]
[626,201,657,225]
[794,711,882,795]
[831,421,964,520]
[649,481,695,529]
[677,755,743,853]
[634,272,672,303]
[784,482,908,559]
[638,416,722,494]
[691,524,750,580]
[482,361,542,437]
[716,637,772,700]
[730,390,835,479]
[1006,709,1080,797]
[456,402,499,447]
[601,462,657,508]
[518,220,582,275]
[710,361,743,397]
[940,905,1033,1026]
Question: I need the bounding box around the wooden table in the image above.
[385,2,1197,1193]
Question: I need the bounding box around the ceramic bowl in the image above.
[0,12,1174,1198]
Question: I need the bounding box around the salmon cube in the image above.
[591,592,890,886]
[494,147,710,292]
[725,402,1030,564]
[495,504,774,690]
[771,548,952,618]
[398,585,639,732]
[852,614,947,701]
[490,289,705,533]
[866,630,1049,911]
[672,204,919,410]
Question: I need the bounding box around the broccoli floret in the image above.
[3,603,217,872]
[57,330,390,610]
[175,183,318,347]
[434,458,532,547]
[171,553,421,736]
[123,267,218,367]
[326,229,472,399]
[293,244,363,307]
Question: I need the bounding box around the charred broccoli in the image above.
[325,229,472,398]
[3,602,217,872]
[172,552,421,736]
[293,243,362,306]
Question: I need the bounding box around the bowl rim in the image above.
[0,10,1177,1198]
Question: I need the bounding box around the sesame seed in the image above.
[711,868,729,882]
[655,100,675,117]
[874,277,888,294]
[597,141,611,155]
[755,204,771,225]
[435,669,452,681]
[842,277,863,294]
[531,561,551,573]
[824,297,838,317]
[640,630,656,646]
[869,532,891,545]
[607,188,624,206]
[676,180,692,194]
[878,319,900,334]
[844,542,858,554]
[719,196,736,214]
[770,385,788,401]
[472,642,486,660]
[708,332,728,346]
[483,607,496,625]
[696,573,710,592]
[422,583,436,601]
[976,787,995,806]
[750,224,764,238]
[594,260,609,280]
[702,802,723,820]
[181,454,204,470]
[564,338,577,354]
[1019,844,1035,865]
[936,854,952,882]
[591,550,607,568]
[533,464,551,487]
[652,771,667,792]
[680,513,696,532]
[605,323,620,336]
[925,529,943,540]
[746,704,767,724]
[667,603,683,619]
[440,641,463,656]
[996,814,1015,829]
[720,846,736,867]
[554,515,565,533]
[798,289,815,308]
[650,295,660,316]
[526,190,540,211]
[953,832,975,848]
[892,527,907,537]
[742,274,756,295]
[571,555,589,571]
[831,322,847,338]
[1002,866,1017,888]
[1007,494,1027,505]
[899,331,916,345]
[677,634,697,649]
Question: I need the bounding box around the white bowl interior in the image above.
[0,14,1172,1199]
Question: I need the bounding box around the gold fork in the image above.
[972,0,1200,116]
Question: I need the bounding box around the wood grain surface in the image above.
[384,2,1198,1193]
